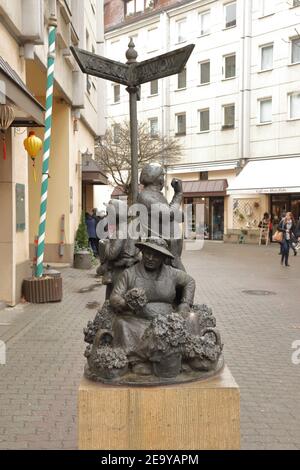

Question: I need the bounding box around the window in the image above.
[293,0,300,6]
[291,38,300,64]
[149,117,158,137]
[177,68,186,89]
[289,93,300,119]
[224,54,236,79]
[222,104,235,128]
[199,109,210,132]
[176,19,187,43]
[125,0,153,15]
[113,124,121,144]
[176,113,186,135]
[259,98,272,123]
[113,84,120,103]
[150,80,158,95]
[261,0,273,16]
[260,44,273,70]
[199,11,210,36]
[148,28,159,52]
[200,61,210,85]
[225,2,236,28]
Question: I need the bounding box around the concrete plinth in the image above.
[78,365,240,450]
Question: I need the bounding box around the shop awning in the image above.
[0,57,45,127]
[183,179,228,197]
[82,155,108,185]
[227,157,300,195]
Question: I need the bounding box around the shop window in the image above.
[177,68,186,89]
[224,53,236,79]
[200,61,210,84]
[224,2,236,28]
[176,113,186,135]
[260,44,273,70]
[222,104,235,129]
[259,98,272,123]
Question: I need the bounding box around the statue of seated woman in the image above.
[84,238,223,383]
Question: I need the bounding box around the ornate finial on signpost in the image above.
[126,38,138,64]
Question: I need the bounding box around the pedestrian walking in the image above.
[278,212,297,267]
[85,212,98,257]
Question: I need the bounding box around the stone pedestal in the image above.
[78,365,240,450]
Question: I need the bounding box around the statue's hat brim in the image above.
[135,241,174,259]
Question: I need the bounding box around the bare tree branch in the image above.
[95,120,183,195]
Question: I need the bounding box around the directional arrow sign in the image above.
[132,44,195,85]
[70,46,130,86]
[70,44,194,87]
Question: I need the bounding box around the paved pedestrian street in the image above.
[0,242,299,450]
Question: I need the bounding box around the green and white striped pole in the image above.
[36,19,57,277]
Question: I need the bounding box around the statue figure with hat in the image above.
[84,229,223,384]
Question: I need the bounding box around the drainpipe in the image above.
[239,0,252,169]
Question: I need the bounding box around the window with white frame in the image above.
[260,44,273,70]
[150,80,158,95]
[148,28,159,52]
[200,60,210,84]
[291,37,300,64]
[149,117,158,137]
[125,0,152,15]
[289,92,300,119]
[224,54,236,79]
[259,98,272,123]
[261,0,273,16]
[176,113,186,135]
[113,84,120,103]
[222,104,235,128]
[199,11,210,36]
[113,124,121,144]
[225,2,236,28]
[177,68,186,89]
[176,19,187,43]
[199,109,210,132]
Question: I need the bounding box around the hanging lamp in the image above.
[0,103,14,160]
[24,131,43,182]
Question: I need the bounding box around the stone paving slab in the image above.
[0,243,300,450]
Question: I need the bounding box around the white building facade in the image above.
[104,0,300,241]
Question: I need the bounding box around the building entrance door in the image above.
[210,197,224,240]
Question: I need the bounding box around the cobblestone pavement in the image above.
[0,243,300,450]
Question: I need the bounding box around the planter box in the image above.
[74,251,92,270]
[22,276,62,303]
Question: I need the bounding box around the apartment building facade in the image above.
[103,0,300,241]
[0,0,106,305]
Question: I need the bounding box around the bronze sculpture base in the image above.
[84,354,224,387]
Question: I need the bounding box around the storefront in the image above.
[0,56,45,305]
[227,156,300,239]
[183,180,228,240]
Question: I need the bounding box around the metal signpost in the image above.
[71,40,194,204]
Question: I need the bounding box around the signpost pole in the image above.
[126,39,139,204]
[127,86,139,204]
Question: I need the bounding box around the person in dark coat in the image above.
[278,212,297,266]
[85,212,98,257]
